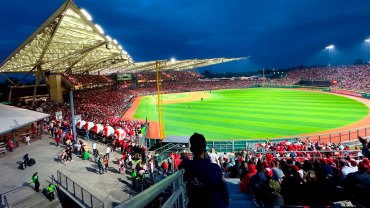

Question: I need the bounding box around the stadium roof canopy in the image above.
[0,0,246,75]
[100,57,246,75]
[0,104,50,135]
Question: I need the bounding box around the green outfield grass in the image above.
[134,88,369,140]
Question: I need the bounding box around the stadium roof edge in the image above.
[0,0,247,75]
[98,57,247,75]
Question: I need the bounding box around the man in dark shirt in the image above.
[179,133,229,208]
[343,160,370,207]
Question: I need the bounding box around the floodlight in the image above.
[106,35,112,42]
[170,57,176,63]
[365,38,370,43]
[80,9,92,21]
[325,45,334,50]
[118,45,122,50]
[113,39,118,44]
[95,24,104,34]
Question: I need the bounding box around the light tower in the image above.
[325,44,335,66]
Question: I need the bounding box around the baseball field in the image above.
[133,88,369,140]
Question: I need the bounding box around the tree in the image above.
[202,70,214,78]
[353,58,364,65]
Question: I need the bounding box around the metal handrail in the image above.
[1,195,9,208]
[157,144,184,164]
[56,170,104,208]
[0,182,32,196]
[116,169,186,208]
[0,182,33,208]
[154,143,176,154]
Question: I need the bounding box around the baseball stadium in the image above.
[1,1,370,208]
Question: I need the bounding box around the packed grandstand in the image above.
[1,63,370,206]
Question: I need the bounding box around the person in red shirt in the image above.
[55,135,60,147]
[57,128,62,137]
[240,163,257,193]
[162,160,168,175]
[174,154,182,171]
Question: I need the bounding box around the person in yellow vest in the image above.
[46,183,55,201]
[32,172,40,192]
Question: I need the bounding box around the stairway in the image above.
[225,178,257,208]
[8,191,62,208]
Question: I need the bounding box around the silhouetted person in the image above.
[23,153,29,168]
[179,133,229,208]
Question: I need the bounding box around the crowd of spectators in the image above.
[147,135,370,207]
[269,64,370,93]
[212,137,370,207]
[61,73,113,89]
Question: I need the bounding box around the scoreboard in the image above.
[117,74,132,81]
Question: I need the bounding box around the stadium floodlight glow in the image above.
[95,24,104,34]
[118,45,122,50]
[365,38,370,43]
[325,45,334,50]
[170,57,176,63]
[106,35,112,42]
[80,9,92,21]
[113,39,118,45]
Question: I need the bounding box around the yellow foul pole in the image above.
[156,61,165,140]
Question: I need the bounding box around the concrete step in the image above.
[9,191,61,208]
[225,178,257,208]
[228,188,241,194]
[225,178,242,194]
[229,193,254,200]
[228,200,257,208]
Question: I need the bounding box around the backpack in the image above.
[28,158,36,166]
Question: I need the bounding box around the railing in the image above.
[0,194,9,208]
[138,122,149,147]
[116,169,186,208]
[0,183,33,208]
[55,170,104,208]
[207,138,299,153]
[161,126,368,154]
[146,138,158,149]
[154,143,176,154]
[290,126,370,144]
[157,144,185,164]
[144,126,368,155]
[3,196,8,208]
[253,150,362,159]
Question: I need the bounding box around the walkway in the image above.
[0,135,134,208]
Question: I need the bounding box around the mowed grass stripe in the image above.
[163,119,303,139]
[168,101,367,114]
[163,108,356,128]
[134,88,369,140]
[165,104,362,120]
[164,104,365,122]
[163,111,337,133]
[163,114,325,136]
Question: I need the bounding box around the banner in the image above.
[55,111,63,121]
